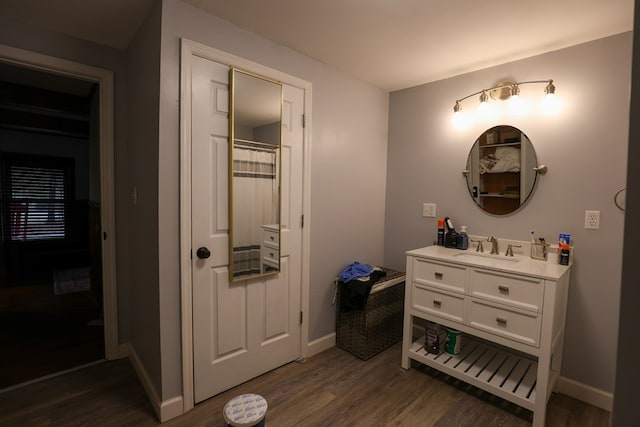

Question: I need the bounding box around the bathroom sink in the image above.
[452,251,520,263]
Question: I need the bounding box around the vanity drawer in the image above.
[469,268,544,313]
[469,298,541,347]
[411,283,464,324]
[262,228,280,247]
[413,257,466,294]
[262,252,279,271]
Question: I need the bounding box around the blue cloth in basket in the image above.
[339,262,373,283]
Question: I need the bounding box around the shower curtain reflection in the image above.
[232,145,278,277]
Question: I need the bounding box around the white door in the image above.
[190,55,304,403]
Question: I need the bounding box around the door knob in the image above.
[196,247,211,259]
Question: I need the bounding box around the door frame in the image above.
[179,39,312,412]
[0,44,119,359]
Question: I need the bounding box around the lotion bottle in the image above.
[457,226,469,250]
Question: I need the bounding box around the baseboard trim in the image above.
[307,332,335,357]
[160,396,184,422]
[119,343,184,422]
[555,376,613,411]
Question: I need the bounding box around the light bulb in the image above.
[540,93,561,116]
[452,110,472,129]
[476,100,498,122]
[508,93,531,117]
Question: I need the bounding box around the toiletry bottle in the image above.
[444,217,458,248]
[437,219,445,246]
[559,243,570,265]
[457,226,469,250]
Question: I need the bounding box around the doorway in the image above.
[0,48,118,389]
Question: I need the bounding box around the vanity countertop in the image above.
[406,245,570,281]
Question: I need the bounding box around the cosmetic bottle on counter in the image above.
[558,233,571,265]
[559,244,570,265]
[444,217,458,248]
[437,219,445,246]
[457,226,469,250]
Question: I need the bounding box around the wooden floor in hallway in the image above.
[0,342,610,426]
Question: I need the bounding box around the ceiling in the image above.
[0,0,156,50]
[1,0,634,91]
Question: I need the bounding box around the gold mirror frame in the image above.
[464,125,538,215]
[229,69,283,281]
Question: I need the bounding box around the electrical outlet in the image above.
[585,210,600,230]
[423,203,436,218]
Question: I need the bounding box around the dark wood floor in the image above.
[0,343,610,426]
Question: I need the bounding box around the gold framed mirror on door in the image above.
[229,68,283,281]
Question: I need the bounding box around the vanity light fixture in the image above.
[452,79,558,122]
[545,80,555,95]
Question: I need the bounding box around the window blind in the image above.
[9,164,67,240]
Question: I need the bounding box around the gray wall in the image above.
[123,0,163,397]
[613,1,640,424]
[158,0,389,399]
[385,33,631,394]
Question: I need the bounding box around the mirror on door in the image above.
[229,69,282,281]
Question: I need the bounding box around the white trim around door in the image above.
[179,38,312,413]
[0,44,119,360]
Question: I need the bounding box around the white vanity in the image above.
[402,244,571,427]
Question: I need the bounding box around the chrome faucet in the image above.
[487,236,499,254]
[505,243,522,257]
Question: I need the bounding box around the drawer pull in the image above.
[270,235,275,241]
[434,272,443,280]
[433,300,442,307]
[498,285,510,294]
[496,317,508,326]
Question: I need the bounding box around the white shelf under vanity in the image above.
[402,242,571,427]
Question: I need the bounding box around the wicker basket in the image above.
[336,268,406,360]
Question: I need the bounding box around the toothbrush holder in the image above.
[530,242,550,261]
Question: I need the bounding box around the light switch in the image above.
[423,203,436,218]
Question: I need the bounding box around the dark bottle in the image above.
[444,217,458,248]
[437,219,445,246]
[559,244,570,265]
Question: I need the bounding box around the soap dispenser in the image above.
[457,226,469,250]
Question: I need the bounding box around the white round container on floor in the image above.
[223,393,268,427]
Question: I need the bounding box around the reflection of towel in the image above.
[480,146,521,174]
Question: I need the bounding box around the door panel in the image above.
[216,273,247,356]
[191,55,304,403]
[264,262,289,339]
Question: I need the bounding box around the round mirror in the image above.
[464,125,538,215]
